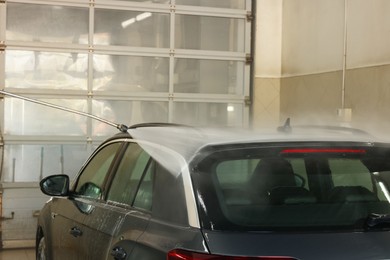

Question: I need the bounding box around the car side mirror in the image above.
[40,174,70,196]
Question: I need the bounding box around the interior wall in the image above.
[252,77,281,129]
[252,0,282,129]
[345,65,390,137]
[347,0,390,69]
[253,0,390,135]
[279,0,344,125]
[280,71,343,124]
[281,0,345,76]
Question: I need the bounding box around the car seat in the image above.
[249,157,316,205]
[327,186,379,203]
[250,157,296,194]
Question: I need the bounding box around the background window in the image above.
[175,15,245,52]
[4,98,88,136]
[6,3,88,44]
[94,9,169,48]
[2,144,89,182]
[5,50,88,90]
[175,0,246,9]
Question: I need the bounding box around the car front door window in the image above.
[75,142,122,198]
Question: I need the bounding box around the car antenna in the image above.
[277,118,292,133]
[0,90,129,133]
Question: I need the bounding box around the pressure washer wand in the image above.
[0,90,129,133]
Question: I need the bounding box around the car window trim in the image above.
[129,157,154,209]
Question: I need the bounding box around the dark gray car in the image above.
[36,124,390,259]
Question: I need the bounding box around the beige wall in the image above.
[253,0,390,136]
[252,0,282,129]
[345,65,390,136]
[280,71,343,124]
[281,0,345,75]
[252,77,281,128]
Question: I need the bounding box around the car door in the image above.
[50,141,123,260]
[82,141,153,259]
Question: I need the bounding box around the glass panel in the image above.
[290,159,309,189]
[175,14,245,52]
[2,144,90,182]
[174,58,244,94]
[93,54,169,92]
[106,0,169,2]
[94,9,169,47]
[176,0,245,9]
[107,143,151,205]
[5,50,88,90]
[6,3,88,44]
[92,100,168,136]
[173,102,243,126]
[153,164,187,224]
[4,98,88,136]
[330,159,373,191]
[216,159,258,185]
[195,146,390,231]
[134,161,154,211]
[75,143,122,197]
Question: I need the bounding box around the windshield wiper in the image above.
[365,213,390,230]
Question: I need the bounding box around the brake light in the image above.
[167,249,297,260]
[280,148,366,154]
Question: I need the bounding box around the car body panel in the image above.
[44,198,88,260]
[78,200,129,260]
[107,206,151,259]
[203,231,390,260]
[115,219,207,259]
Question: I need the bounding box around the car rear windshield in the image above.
[192,142,390,232]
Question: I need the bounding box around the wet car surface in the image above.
[36,123,390,259]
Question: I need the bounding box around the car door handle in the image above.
[69,227,83,237]
[111,246,127,260]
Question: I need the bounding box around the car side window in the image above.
[74,142,122,199]
[152,163,187,224]
[133,161,155,211]
[107,143,151,206]
[216,159,259,186]
[329,158,373,191]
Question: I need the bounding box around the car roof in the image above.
[121,123,382,162]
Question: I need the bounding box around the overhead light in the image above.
[121,18,136,28]
[227,105,235,112]
[136,12,152,22]
[121,12,152,28]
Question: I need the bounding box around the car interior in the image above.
[208,149,390,230]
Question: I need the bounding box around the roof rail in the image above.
[128,122,189,129]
